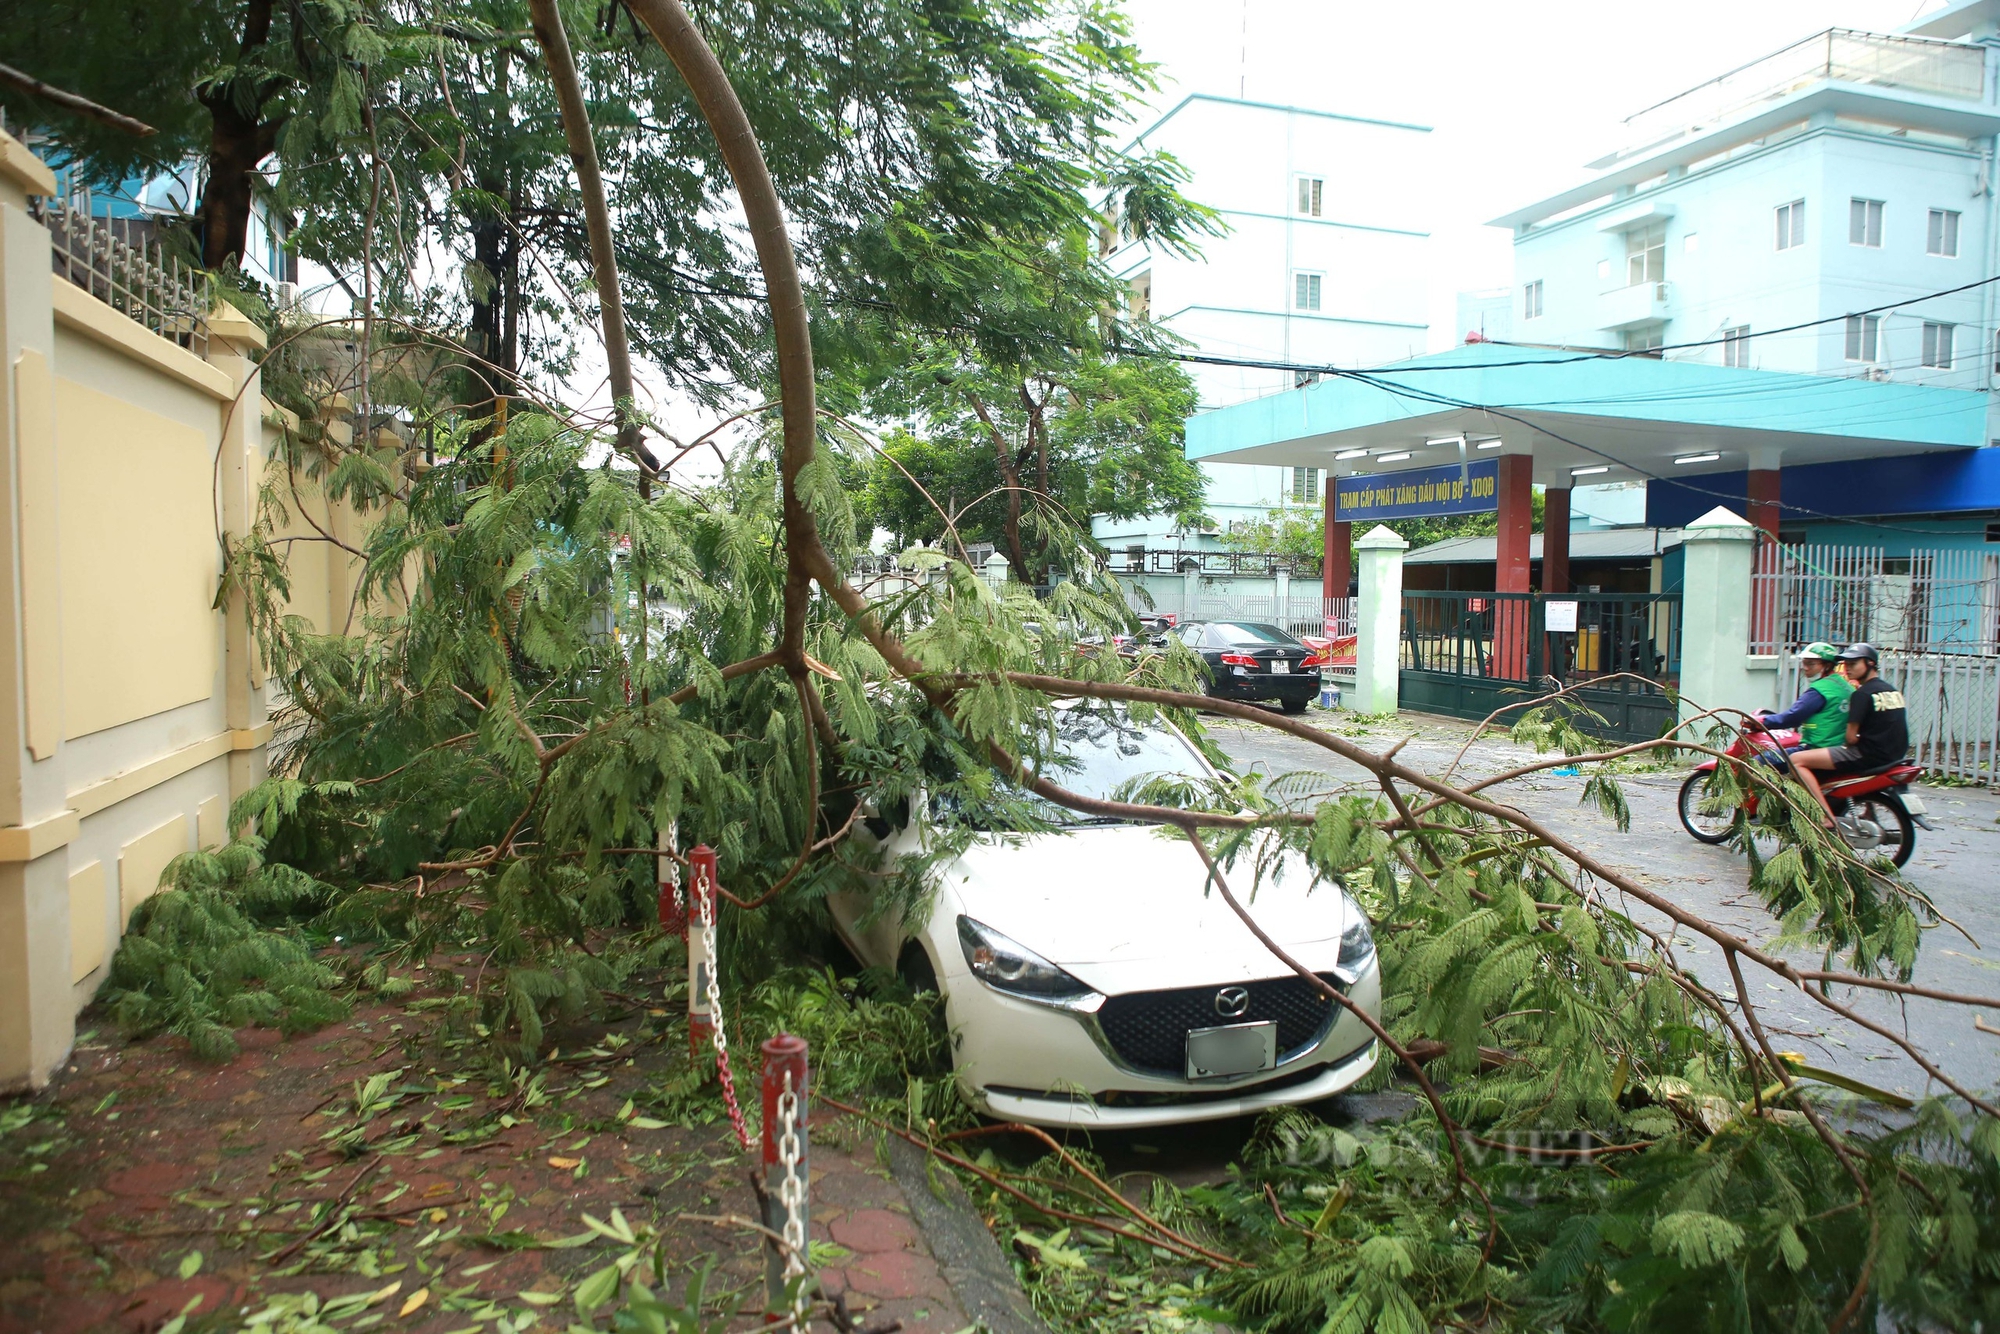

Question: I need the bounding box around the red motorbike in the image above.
[1677,721,1928,868]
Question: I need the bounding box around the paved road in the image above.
[1208,706,2000,1105]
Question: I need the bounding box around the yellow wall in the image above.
[66,861,103,984]
[56,375,219,739]
[118,815,188,921]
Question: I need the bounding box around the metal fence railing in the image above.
[30,184,210,358]
[1750,540,2000,656]
[1618,28,1984,156]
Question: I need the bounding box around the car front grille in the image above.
[1096,973,1342,1076]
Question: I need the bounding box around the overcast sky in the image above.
[1119,0,1952,350]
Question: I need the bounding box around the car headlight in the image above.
[957,916,1093,1002]
[1338,915,1376,978]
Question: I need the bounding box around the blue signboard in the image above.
[1335,459,1498,522]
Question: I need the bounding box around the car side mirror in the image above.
[858,794,911,843]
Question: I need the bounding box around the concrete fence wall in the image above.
[0,132,374,1090]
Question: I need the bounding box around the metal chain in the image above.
[778,1072,808,1320]
[778,1074,806,1273]
[698,868,752,1151]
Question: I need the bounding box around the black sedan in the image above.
[1172,621,1319,713]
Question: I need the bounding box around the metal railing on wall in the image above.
[30,184,210,358]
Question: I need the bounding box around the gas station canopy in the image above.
[1183,344,1988,490]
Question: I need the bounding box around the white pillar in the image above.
[1678,506,1760,725]
[1181,563,1200,621]
[1352,524,1408,715]
[1274,567,1290,625]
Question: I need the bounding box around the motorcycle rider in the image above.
[1788,642,1910,827]
[1754,642,1851,767]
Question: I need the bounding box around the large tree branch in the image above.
[0,61,155,136]
[526,0,661,487]
[621,0,821,672]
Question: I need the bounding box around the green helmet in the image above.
[1799,641,1840,663]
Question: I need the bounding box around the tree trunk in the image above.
[467,207,510,420]
[195,0,280,268]
[965,391,1034,584]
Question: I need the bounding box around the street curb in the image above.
[884,1135,1053,1334]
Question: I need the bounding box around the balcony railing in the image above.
[1617,29,1986,159]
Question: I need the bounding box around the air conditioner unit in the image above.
[274,281,298,308]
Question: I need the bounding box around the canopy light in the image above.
[1377,451,1412,463]
[1474,438,1504,450]
[1425,435,1466,450]
[1674,452,1721,466]
[1334,448,1368,460]
[1570,465,1610,476]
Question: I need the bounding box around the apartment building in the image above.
[1091,94,1432,559]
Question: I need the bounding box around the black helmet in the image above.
[1838,642,1878,663]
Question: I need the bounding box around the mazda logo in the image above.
[1214,986,1250,1018]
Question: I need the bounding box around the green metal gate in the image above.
[1400,590,1682,743]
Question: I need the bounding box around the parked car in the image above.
[1174,620,1320,713]
[827,703,1381,1128]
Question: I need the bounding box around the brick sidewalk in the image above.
[0,995,997,1333]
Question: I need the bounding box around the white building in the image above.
[1091,94,1432,555]
[1491,5,2000,413]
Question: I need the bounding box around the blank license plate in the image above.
[1185,1022,1278,1079]
[1269,660,1290,674]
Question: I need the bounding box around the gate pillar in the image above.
[1353,524,1408,715]
[1679,506,1761,726]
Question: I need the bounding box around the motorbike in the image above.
[1676,720,1929,868]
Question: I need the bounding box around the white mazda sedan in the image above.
[828,705,1380,1129]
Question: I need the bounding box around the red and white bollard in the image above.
[656,826,686,939]
[686,845,719,1056]
[761,1033,810,1319]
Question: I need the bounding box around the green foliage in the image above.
[102,840,350,1060]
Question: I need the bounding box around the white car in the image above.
[828,705,1381,1129]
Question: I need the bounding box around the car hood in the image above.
[937,822,1354,985]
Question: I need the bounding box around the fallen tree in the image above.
[96,2,2000,1329]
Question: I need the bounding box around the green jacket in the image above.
[1802,673,1853,748]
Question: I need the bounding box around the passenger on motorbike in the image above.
[1788,642,1910,828]
[1752,642,1851,769]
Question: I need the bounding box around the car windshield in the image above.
[1039,709,1210,811]
[1210,622,1299,645]
[935,708,1213,829]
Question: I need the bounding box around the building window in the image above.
[1128,271,1151,322]
[1722,325,1750,368]
[1623,328,1663,356]
[1849,198,1884,247]
[1290,467,1322,503]
[1775,198,1806,250]
[1922,321,1955,368]
[1845,313,1880,362]
[1295,176,1324,217]
[1125,543,1145,570]
[1625,223,1666,286]
[1523,279,1544,319]
[1293,271,1322,311]
[1928,208,1960,257]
